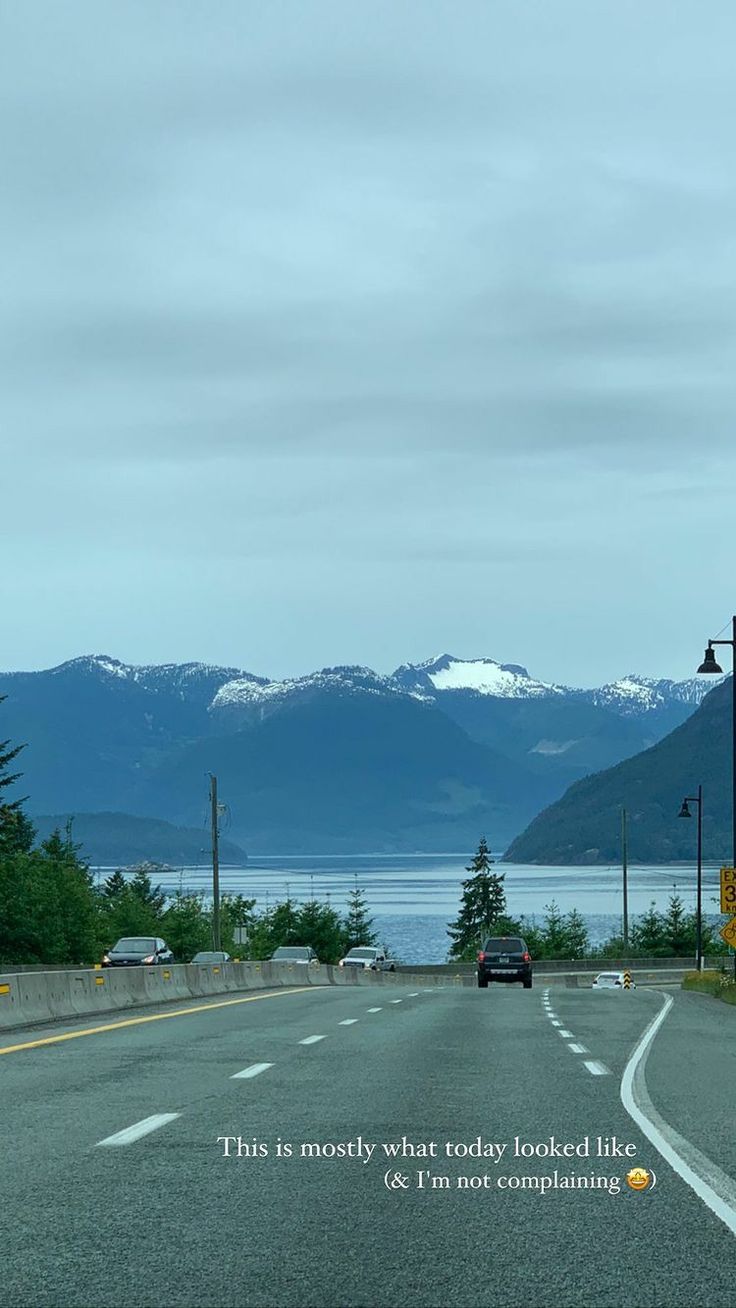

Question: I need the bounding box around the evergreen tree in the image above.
[161,892,211,961]
[447,837,510,960]
[101,869,128,900]
[0,699,33,856]
[128,866,166,915]
[219,894,257,955]
[630,903,666,956]
[343,879,377,950]
[295,899,346,962]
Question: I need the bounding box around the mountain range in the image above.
[504,675,733,865]
[0,652,724,859]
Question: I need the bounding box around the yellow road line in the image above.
[0,987,317,1056]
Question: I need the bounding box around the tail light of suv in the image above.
[522,952,531,962]
[477,951,485,962]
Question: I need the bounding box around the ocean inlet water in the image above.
[142,853,724,965]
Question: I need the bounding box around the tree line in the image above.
[447,836,729,961]
[0,699,377,966]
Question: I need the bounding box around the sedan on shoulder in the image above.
[477,936,532,989]
[592,971,636,989]
[270,946,319,965]
[102,937,174,967]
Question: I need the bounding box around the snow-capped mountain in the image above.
[578,673,727,717]
[1,651,729,856]
[392,654,565,699]
[213,665,402,709]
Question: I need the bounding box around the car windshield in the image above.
[347,949,376,959]
[597,974,621,982]
[483,938,525,952]
[272,947,309,958]
[193,952,225,962]
[112,938,156,953]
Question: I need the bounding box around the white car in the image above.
[592,971,636,989]
[338,947,396,972]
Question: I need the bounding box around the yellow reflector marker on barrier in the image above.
[95,977,105,986]
[213,967,220,974]
[0,984,11,995]
[93,963,102,970]
[163,970,171,979]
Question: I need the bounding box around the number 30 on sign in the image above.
[720,867,736,914]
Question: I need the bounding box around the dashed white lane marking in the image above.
[567,1042,588,1054]
[231,1062,273,1080]
[559,1029,574,1038]
[339,1019,358,1026]
[621,992,736,1236]
[551,1020,562,1027]
[299,1035,326,1045]
[584,1060,610,1076]
[96,1114,180,1147]
[389,999,403,1004]
[408,992,420,997]
[367,1007,382,1013]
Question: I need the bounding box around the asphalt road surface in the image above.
[2,980,736,1308]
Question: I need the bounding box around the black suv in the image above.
[477,936,532,989]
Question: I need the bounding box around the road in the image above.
[2,980,736,1307]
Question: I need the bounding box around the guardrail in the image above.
[0,961,460,1033]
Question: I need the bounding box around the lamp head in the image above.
[678,799,692,819]
[697,644,723,675]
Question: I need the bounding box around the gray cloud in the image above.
[2,1,736,683]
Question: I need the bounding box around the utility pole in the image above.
[622,807,629,952]
[209,773,221,951]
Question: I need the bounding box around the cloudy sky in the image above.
[3,1,736,685]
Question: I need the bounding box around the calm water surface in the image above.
[142,854,724,964]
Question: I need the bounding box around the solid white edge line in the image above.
[620,992,736,1236]
[231,1062,273,1079]
[339,1019,358,1025]
[96,1113,180,1147]
[299,1035,326,1045]
[584,1060,609,1076]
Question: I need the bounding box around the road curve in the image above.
[2,981,735,1308]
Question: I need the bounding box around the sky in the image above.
[3,1,736,687]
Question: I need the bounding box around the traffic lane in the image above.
[0,985,430,1164]
[2,987,733,1308]
[643,989,736,1179]
[537,985,665,1077]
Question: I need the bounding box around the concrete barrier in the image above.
[0,960,463,1033]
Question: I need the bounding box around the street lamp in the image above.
[678,785,703,972]
[696,618,734,865]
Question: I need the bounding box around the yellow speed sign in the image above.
[720,867,736,915]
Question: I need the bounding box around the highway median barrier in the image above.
[0,960,458,1031]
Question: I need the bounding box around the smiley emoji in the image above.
[626,1167,651,1191]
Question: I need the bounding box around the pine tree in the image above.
[0,698,33,856]
[343,879,377,950]
[447,837,511,960]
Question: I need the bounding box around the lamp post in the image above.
[697,616,735,979]
[678,785,703,972]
